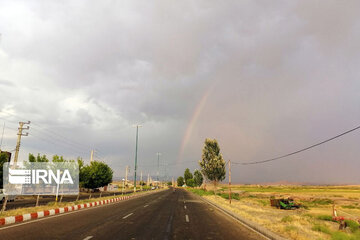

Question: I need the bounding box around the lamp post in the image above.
[133,125,142,192]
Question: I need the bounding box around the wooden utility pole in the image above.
[14,121,30,163]
[90,149,94,162]
[1,121,30,214]
[228,160,232,204]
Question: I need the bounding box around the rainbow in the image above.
[178,84,215,163]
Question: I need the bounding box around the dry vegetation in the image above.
[188,184,360,240]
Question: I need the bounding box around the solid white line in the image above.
[144,204,149,208]
[122,213,133,219]
[83,236,93,240]
[185,215,189,222]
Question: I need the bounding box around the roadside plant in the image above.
[199,138,226,193]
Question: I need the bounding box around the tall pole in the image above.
[156,152,161,182]
[140,171,143,191]
[125,165,128,186]
[14,121,30,163]
[0,122,5,150]
[2,121,29,214]
[90,150,94,162]
[228,160,232,204]
[133,125,141,192]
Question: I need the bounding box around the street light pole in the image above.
[133,125,142,192]
[156,152,161,183]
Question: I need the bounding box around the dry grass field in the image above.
[188,184,360,240]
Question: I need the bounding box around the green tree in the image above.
[186,178,195,187]
[28,153,49,162]
[184,168,193,183]
[194,170,204,187]
[199,138,226,192]
[177,176,184,187]
[0,153,8,188]
[52,155,65,162]
[81,161,113,190]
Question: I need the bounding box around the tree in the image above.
[0,153,8,188]
[177,176,184,187]
[194,170,204,187]
[29,153,49,162]
[199,138,226,192]
[81,161,113,190]
[186,178,195,187]
[184,168,193,183]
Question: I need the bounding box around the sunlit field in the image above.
[188,184,360,240]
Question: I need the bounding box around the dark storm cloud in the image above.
[0,0,360,183]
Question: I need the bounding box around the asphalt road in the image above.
[4,190,138,210]
[0,188,266,240]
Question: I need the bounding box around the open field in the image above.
[188,184,360,240]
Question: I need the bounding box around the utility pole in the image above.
[156,152,161,182]
[90,149,94,162]
[125,165,129,187]
[0,122,5,150]
[228,160,232,204]
[133,124,142,192]
[147,173,150,186]
[140,171,143,191]
[1,121,29,214]
[14,121,30,163]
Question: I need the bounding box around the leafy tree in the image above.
[194,170,204,187]
[81,161,113,190]
[199,138,226,191]
[186,178,195,187]
[52,155,65,162]
[28,153,49,162]
[0,153,8,188]
[184,168,193,183]
[177,176,184,187]
[167,181,172,186]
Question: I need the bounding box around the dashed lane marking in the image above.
[185,214,189,223]
[123,213,134,219]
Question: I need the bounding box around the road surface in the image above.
[0,188,266,240]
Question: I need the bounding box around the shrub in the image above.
[281,216,293,223]
[312,224,331,235]
[317,215,337,222]
[344,220,360,233]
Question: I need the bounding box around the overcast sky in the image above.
[1,0,360,184]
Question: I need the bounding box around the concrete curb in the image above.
[192,192,288,240]
[0,189,165,226]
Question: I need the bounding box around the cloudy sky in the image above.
[1,0,360,184]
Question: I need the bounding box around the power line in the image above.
[233,124,360,165]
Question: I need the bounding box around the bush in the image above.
[344,220,360,233]
[312,224,331,235]
[281,216,293,223]
[186,179,195,187]
[317,215,337,222]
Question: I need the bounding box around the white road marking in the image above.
[184,205,187,209]
[185,215,189,222]
[123,213,134,219]
[83,236,93,240]
[144,204,149,208]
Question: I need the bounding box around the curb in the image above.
[0,189,165,226]
[191,192,288,240]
